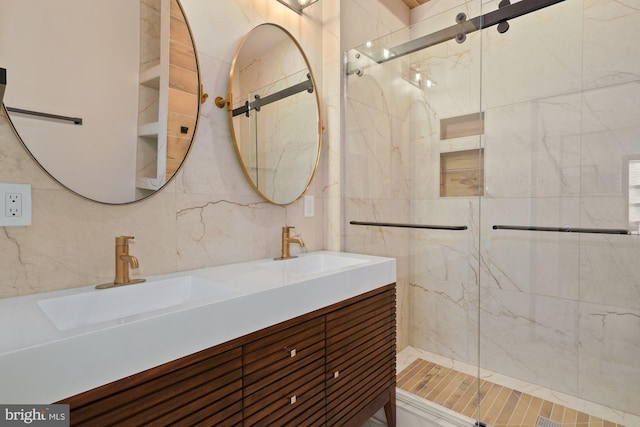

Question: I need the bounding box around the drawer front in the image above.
[244,361,326,427]
[325,287,396,426]
[244,316,325,392]
[63,347,243,427]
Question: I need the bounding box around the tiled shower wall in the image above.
[346,0,640,417]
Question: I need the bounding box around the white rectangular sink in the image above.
[37,276,238,331]
[0,251,396,404]
[259,253,368,275]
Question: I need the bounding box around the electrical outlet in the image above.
[0,184,32,226]
[6,193,22,217]
[304,195,314,217]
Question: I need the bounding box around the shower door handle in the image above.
[350,221,467,230]
[492,225,631,235]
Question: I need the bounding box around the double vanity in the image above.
[0,251,396,426]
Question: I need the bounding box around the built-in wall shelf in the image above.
[137,121,160,137]
[139,62,161,88]
[135,176,163,191]
[440,112,484,140]
[135,0,170,193]
[439,112,485,198]
[135,0,198,194]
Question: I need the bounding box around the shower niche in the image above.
[439,113,484,198]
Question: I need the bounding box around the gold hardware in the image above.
[96,236,146,289]
[215,96,228,109]
[333,371,339,379]
[290,396,297,405]
[200,84,209,104]
[274,226,305,260]
[290,349,297,358]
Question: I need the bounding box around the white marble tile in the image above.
[410,277,479,366]
[175,56,256,198]
[0,188,177,298]
[175,193,285,271]
[480,0,583,110]
[411,33,483,121]
[342,0,410,51]
[580,82,640,196]
[483,94,582,198]
[578,231,640,311]
[345,97,406,200]
[579,301,640,417]
[479,286,580,397]
[583,0,640,89]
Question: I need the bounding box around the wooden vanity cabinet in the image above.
[59,284,396,427]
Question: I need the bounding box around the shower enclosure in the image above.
[343,0,640,425]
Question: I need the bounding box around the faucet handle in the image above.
[283,226,295,234]
[116,236,135,245]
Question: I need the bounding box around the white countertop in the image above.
[0,251,395,404]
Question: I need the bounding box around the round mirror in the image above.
[222,23,321,206]
[0,0,201,204]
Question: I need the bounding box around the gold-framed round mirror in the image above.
[219,23,322,206]
[0,0,202,204]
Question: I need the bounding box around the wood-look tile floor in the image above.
[397,359,624,427]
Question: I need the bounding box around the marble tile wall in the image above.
[0,0,327,297]
[344,0,640,417]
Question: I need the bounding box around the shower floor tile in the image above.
[398,358,623,427]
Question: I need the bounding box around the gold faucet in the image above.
[275,226,305,260]
[96,236,146,289]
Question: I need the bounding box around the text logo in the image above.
[0,405,69,426]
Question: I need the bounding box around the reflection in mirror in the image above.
[0,0,200,204]
[223,23,321,206]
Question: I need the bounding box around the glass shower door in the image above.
[344,1,485,422]
[478,0,640,424]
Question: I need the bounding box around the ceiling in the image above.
[400,0,430,8]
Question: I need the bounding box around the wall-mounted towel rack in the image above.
[492,225,631,235]
[230,75,314,117]
[5,107,83,125]
[350,221,468,230]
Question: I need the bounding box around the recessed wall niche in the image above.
[439,113,484,198]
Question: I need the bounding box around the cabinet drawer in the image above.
[244,358,325,426]
[244,316,325,390]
